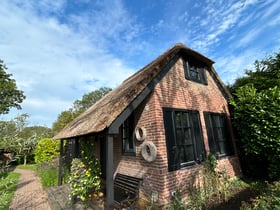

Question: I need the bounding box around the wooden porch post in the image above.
[105,134,114,210]
[58,139,64,186]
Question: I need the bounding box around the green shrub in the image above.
[0,172,20,210]
[230,85,280,179]
[68,140,101,203]
[37,159,58,188]
[241,181,280,210]
[34,138,59,163]
[168,154,248,210]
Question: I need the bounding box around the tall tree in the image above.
[0,114,52,165]
[229,51,280,94]
[230,51,280,179]
[0,59,25,114]
[52,87,112,134]
[72,87,112,113]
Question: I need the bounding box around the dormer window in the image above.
[184,60,208,85]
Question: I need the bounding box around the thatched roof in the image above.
[53,43,229,140]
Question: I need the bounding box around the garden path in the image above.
[9,168,51,210]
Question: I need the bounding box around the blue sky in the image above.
[1,0,279,127]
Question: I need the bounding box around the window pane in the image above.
[204,112,232,157]
[179,145,185,163]
[182,112,189,126]
[184,146,195,163]
[128,138,134,149]
[219,141,227,154]
[122,115,135,154]
[175,112,181,127]
[176,128,183,145]
[184,128,192,145]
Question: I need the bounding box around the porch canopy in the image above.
[53,43,227,209]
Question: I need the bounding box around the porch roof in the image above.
[53,43,229,140]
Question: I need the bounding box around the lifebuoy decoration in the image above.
[135,126,146,141]
[141,141,157,162]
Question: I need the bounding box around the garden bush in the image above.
[34,138,59,163]
[36,158,59,188]
[68,140,101,204]
[0,172,20,210]
[230,85,280,180]
[241,181,280,210]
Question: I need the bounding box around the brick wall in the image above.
[112,57,241,208]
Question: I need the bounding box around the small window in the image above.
[122,115,135,155]
[184,61,208,85]
[163,108,206,171]
[204,112,234,158]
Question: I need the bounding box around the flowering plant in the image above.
[69,140,101,203]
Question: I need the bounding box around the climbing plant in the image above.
[69,140,101,203]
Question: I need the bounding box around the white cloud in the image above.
[1,0,279,127]
[213,47,270,84]
[0,0,135,126]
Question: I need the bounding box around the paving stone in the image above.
[9,168,103,210]
[9,168,51,210]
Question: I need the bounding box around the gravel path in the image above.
[9,168,51,210]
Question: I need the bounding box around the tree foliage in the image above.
[0,59,25,114]
[34,138,59,163]
[230,85,280,179]
[229,51,280,94]
[52,87,112,134]
[230,51,280,179]
[0,114,52,165]
[72,87,112,114]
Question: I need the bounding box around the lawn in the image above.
[0,172,20,210]
[18,163,58,188]
[17,164,37,171]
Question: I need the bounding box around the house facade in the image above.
[54,43,241,209]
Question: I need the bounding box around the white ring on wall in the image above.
[141,141,157,162]
[135,126,146,141]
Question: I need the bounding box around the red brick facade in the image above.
[94,57,241,208]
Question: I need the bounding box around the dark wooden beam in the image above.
[105,134,114,210]
[108,54,180,134]
[58,139,64,186]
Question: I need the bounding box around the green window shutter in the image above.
[223,115,234,156]
[204,112,216,155]
[201,68,208,85]
[191,112,206,162]
[163,108,180,171]
[184,61,191,80]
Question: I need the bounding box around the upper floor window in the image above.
[204,112,234,158]
[184,60,208,85]
[122,115,135,155]
[163,108,206,171]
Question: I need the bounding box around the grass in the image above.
[0,162,58,210]
[37,166,58,188]
[17,162,58,188]
[240,180,280,210]
[0,172,20,210]
[16,164,37,171]
[15,163,58,188]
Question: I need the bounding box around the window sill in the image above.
[122,152,136,157]
[216,153,232,159]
